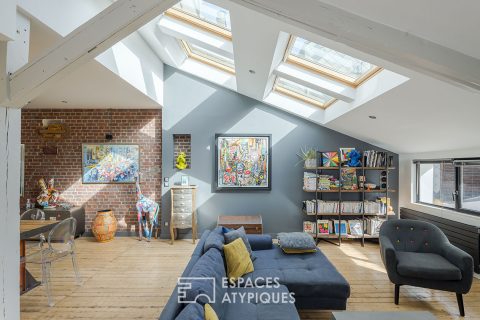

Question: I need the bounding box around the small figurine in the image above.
[36,177,60,207]
[175,152,188,170]
[135,173,159,241]
[347,150,362,167]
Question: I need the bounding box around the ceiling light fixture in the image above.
[369,115,377,119]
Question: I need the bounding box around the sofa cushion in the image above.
[242,246,350,300]
[224,286,299,320]
[396,251,462,281]
[204,304,218,320]
[203,227,225,253]
[277,232,316,250]
[185,249,227,318]
[175,303,203,320]
[224,227,254,258]
[224,238,254,283]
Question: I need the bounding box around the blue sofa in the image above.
[160,229,350,319]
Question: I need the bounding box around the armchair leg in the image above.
[456,293,465,317]
[394,284,400,305]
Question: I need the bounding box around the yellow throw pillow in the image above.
[204,304,218,320]
[223,238,254,283]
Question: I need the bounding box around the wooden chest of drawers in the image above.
[170,186,197,244]
[217,215,263,234]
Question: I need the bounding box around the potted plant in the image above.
[297,147,317,169]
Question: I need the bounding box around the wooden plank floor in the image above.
[21,238,480,319]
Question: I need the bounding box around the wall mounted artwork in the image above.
[82,144,139,184]
[215,134,271,191]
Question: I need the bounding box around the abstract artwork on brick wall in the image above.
[215,134,271,191]
[82,144,140,184]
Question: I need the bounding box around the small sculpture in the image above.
[36,178,60,207]
[175,152,188,170]
[135,173,159,241]
[347,150,362,167]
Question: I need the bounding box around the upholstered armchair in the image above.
[379,219,474,317]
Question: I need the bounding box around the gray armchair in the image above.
[379,219,473,317]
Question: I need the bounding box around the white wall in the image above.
[0,107,21,320]
[399,148,480,227]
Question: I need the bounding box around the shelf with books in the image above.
[301,147,396,247]
[305,189,396,193]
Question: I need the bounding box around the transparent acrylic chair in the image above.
[20,208,46,249]
[20,208,45,220]
[26,217,81,306]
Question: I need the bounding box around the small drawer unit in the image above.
[170,186,197,244]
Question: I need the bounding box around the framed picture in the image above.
[321,151,339,167]
[215,134,271,191]
[181,175,189,186]
[82,144,139,184]
[340,147,355,164]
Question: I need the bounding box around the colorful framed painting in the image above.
[215,134,272,191]
[322,151,339,167]
[82,144,139,184]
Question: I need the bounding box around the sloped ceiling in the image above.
[26,12,159,109]
[23,0,480,154]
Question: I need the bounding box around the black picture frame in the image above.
[215,134,272,192]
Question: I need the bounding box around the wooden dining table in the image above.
[20,220,59,294]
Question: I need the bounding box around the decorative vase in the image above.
[304,158,317,169]
[92,209,118,242]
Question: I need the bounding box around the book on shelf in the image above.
[303,172,317,191]
[316,200,383,215]
[348,220,363,236]
[317,220,331,234]
[340,168,358,190]
[363,150,393,167]
[303,200,317,215]
[303,221,316,234]
[364,218,386,236]
[333,220,348,234]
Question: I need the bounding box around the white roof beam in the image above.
[138,20,187,67]
[0,0,16,41]
[229,2,282,99]
[274,62,356,102]
[229,0,480,92]
[5,0,179,108]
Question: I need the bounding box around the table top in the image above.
[331,311,436,320]
[20,220,59,240]
[217,215,262,224]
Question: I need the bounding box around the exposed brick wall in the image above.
[173,134,191,169]
[21,109,162,234]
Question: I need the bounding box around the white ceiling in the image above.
[25,8,160,109]
[26,59,160,109]
[19,0,480,154]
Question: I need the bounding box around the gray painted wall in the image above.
[161,66,399,237]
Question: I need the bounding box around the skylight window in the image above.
[167,0,232,39]
[180,40,235,73]
[274,77,336,109]
[286,36,381,86]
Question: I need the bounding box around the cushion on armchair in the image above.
[396,251,462,281]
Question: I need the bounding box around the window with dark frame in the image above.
[415,159,480,215]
